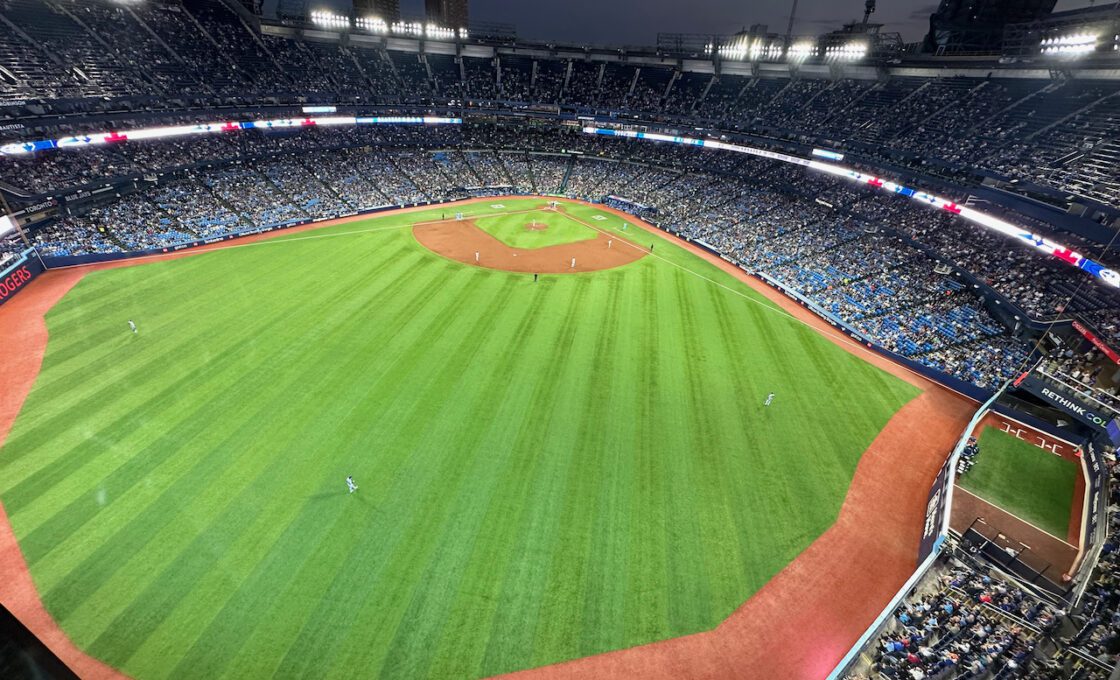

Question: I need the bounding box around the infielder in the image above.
[346,475,358,494]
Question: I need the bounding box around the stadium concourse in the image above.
[2,0,1120,678]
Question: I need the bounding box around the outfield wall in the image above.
[621,210,1111,677]
[826,394,1000,679]
[33,197,491,269]
[632,216,997,402]
[0,249,45,308]
[14,191,1064,412]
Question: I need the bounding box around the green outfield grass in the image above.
[0,197,919,679]
[473,210,598,249]
[959,427,1079,537]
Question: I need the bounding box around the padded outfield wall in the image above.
[0,250,45,308]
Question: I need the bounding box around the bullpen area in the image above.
[959,427,1079,539]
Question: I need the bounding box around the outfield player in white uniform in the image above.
[346,476,358,494]
[764,392,775,407]
[128,319,138,334]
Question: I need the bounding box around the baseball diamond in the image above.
[2,2,1120,677]
[0,197,928,678]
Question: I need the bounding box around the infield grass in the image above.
[473,210,598,249]
[0,198,919,679]
[958,427,1079,538]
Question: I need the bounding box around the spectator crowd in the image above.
[3,112,1119,394]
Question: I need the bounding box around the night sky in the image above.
[268,0,1096,46]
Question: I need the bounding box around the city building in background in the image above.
[923,0,1057,54]
[1004,5,1120,60]
[425,0,468,29]
[353,0,400,22]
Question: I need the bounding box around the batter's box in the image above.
[489,204,506,209]
[591,215,607,221]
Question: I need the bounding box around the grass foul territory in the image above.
[959,427,1079,538]
[0,198,919,679]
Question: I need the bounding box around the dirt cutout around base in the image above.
[413,217,645,273]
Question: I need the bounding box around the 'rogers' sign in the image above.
[0,265,33,303]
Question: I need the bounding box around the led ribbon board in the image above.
[0,116,462,156]
[582,126,1120,289]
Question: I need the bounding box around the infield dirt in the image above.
[413,217,645,274]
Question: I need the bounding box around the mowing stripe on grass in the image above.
[1,199,919,679]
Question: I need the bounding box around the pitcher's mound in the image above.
[524,221,549,231]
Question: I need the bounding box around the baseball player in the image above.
[128,319,138,334]
[346,475,358,494]
[764,392,775,407]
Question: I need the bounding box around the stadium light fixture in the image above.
[824,41,867,61]
[391,20,424,37]
[425,24,455,40]
[1041,33,1099,56]
[715,36,782,61]
[787,40,818,61]
[311,10,350,29]
[758,42,784,60]
[355,16,388,33]
[717,37,748,60]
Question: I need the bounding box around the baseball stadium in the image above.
[1,1,1120,679]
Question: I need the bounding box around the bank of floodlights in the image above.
[756,42,784,60]
[1041,32,1099,56]
[391,20,424,37]
[355,16,388,33]
[311,10,349,29]
[787,41,819,62]
[717,38,747,60]
[825,41,868,61]
[425,24,456,40]
[715,37,784,61]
